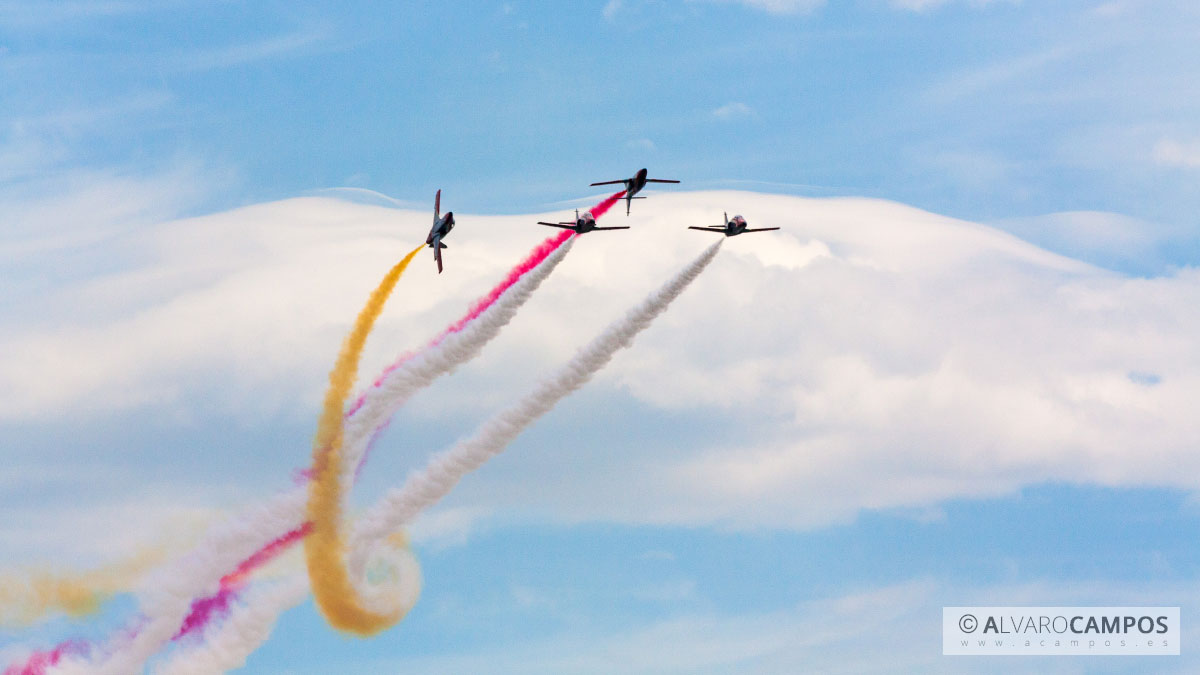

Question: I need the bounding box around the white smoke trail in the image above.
[348,240,722,575]
[338,236,576,498]
[152,543,419,675]
[152,576,309,675]
[52,237,574,675]
[52,490,308,675]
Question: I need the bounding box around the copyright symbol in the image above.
[959,614,978,633]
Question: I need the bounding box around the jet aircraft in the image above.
[426,189,454,273]
[688,212,780,237]
[537,209,630,234]
[590,168,679,215]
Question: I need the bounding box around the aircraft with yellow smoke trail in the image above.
[536,209,629,234]
[589,167,679,216]
[688,212,780,237]
[426,189,455,273]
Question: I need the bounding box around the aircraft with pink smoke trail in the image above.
[688,212,780,237]
[536,209,630,234]
[426,189,455,273]
[589,167,679,215]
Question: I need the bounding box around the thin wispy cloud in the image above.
[712,102,755,120]
[724,0,826,14]
[890,0,1015,11]
[1153,138,1200,168]
[169,25,331,72]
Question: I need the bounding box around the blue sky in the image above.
[3,1,1200,673]
[5,1,1200,234]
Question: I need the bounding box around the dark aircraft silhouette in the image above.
[425,189,454,273]
[688,212,780,237]
[537,209,630,234]
[590,167,679,215]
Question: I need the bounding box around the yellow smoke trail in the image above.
[0,548,166,626]
[304,244,423,635]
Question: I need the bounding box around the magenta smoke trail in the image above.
[588,190,626,219]
[342,191,623,477]
[173,523,312,641]
[345,227,574,419]
[347,189,623,420]
[3,641,86,675]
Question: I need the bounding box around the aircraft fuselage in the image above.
[427,213,454,245]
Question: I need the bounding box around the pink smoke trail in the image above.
[344,227,575,418]
[173,523,312,641]
[589,190,625,219]
[343,191,623,477]
[345,190,623,420]
[3,641,86,675]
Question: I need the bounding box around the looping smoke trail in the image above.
[31,232,579,675]
[304,245,425,634]
[305,234,582,635]
[13,205,596,671]
[348,239,723,586]
[155,534,420,675]
[138,234,580,671]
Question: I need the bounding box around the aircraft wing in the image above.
[591,226,631,231]
[434,189,441,223]
[433,235,444,274]
[589,179,626,186]
[645,179,680,183]
[743,227,781,232]
[537,222,576,229]
[688,226,725,232]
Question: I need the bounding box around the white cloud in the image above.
[712,102,756,120]
[1153,138,1200,168]
[993,210,1192,273]
[890,0,1016,12]
[730,0,825,13]
[350,577,1200,674]
[922,46,1071,105]
[2,191,1199,535]
[625,138,656,152]
[603,0,622,20]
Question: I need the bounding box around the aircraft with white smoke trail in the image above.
[426,189,455,273]
[590,167,679,215]
[536,209,630,234]
[688,212,780,237]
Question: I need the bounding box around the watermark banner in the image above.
[944,606,1179,656]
